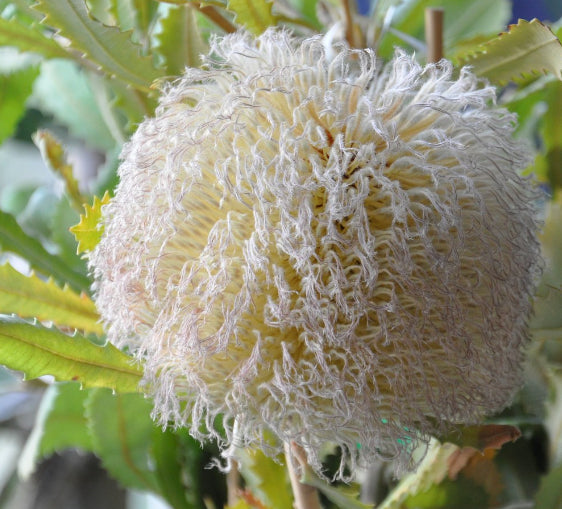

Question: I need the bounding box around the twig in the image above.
[227,461,242,506]
[284,442,322,509]
[425,7,444,63]
[341,0,361,48]
[194,4,237,33]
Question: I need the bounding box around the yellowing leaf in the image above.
[70,192,111,254]
[0,263,102,336]
[227,0,277,35]
[236,447,292,509]
[460,19,562,84]
[33,130,86,211]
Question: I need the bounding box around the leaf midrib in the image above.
[476,34,556,75]
[0,281,100,322]
[0,327,141,379]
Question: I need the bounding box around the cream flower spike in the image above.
[90,29,542,478]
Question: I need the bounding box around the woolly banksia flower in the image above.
[90,30,541,476]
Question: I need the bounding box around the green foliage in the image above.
[33,130,87,210]
[540,81,562,189]
[236,447,293,509]
[0,16,69,59]
[31,59,118,151]
[535,464,562,509]
[33,0,163,91]
[0,317,142,391]
[0,263,103,335]
[0,65,38,144]
[378,0,511,57]
[460,19,562,84]
[1,1,562,508]
[19,382,94,477]
[85,388,160,491]
[402,476,488,508]
[0,209,91,293]
[302,471,371,509]
[152,429,206,509]
[227,0,278,34]
[18,380,208,509]
[70,191,111,254]
[153,4,207,75]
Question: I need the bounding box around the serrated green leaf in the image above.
[86,0,116,25]
[152,429,205,509]
[236,447,292,509]
[227,0,277,34]
[85,388,159,491]
[460,19,562,84]
[130,0,160,39]
[51,196,89,272]
[0,209,91,293]
[154,4,207,75]
[33,130,87,210]
[0,263,103,335]
[535,464,562,509]
[0,65,39,145]
[0,317,142,392]
[19,382,94,478]
[33,0,163,91]
[0,16,69,59]
[70,192,111,254]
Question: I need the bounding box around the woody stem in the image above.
[284,442,322,509]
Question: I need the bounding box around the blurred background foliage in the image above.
[0,0,561,508]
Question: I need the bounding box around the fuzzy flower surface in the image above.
[90,30,541,475]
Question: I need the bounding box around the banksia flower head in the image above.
[90,30,541,476]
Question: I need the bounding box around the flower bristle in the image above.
[89,30,542,478]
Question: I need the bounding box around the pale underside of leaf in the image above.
[0,17,70,59]
[0,318,142,392]
[460,19,562,84]
[0,263,103,336]
[33,0,163,90]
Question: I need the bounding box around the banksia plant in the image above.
[89,29,542,478]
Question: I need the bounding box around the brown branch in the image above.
[342,0,357,48]
[194,4,237,33]
[227,461,242,507]
[284,442,322,509]
[425,8,444,63]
